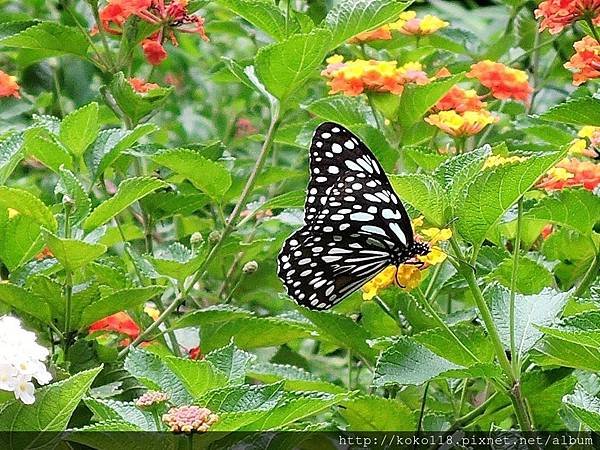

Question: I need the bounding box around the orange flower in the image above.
[467,60,532,102]
[434,86,486,113]
[564,36,600,85]
[425,110,497,137]
[89,311,141,344]
[348,26,393,43]
[0,70,20,98]
[540,224,554,240]
[535,0,600,34]
[142,39,168,65]
[35,247,54,261]
[537,158,600,191]
[389,11,449,36]
[322,55,429,96]
[128,77,160,93]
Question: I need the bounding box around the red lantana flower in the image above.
[188,346,203,360]
[128,77,160,92]
[564,36,600,85]
[0,70,20,98]
[142,39,168,65]
[434,86,486,113]
[535,0,600,34]
[467,60,533,102]
[89,312,141,346]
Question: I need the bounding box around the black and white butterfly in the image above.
[277,122,430,310]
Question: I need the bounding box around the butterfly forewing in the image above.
[278,122,417,310]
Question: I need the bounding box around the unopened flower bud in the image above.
[135,390,170,408]
[242,260,258,274]
[208,230,221,244]
[190,232,204,247]
[162,405,219,433]
[62,195,74,207]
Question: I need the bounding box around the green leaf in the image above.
[105,73,172,125]
[22,127,72,173]
[78,286,164,329]
[83,177,167,232]
[0,213,43,271]
[538,310,600,349]
[0,21,89,57]
[323,0,410,49]
[239,190,305,225]
[0,367,101,442]
[205,342,256,384]
[43,229,106,271]
[389,174,446,226]
[488,256,554,295]
[404,146,447,172]
[248,362,345,393]
[340,396,416,431]
[373,336,499,387]
[197,382,285,413]
[85,124,157,179]
[488,283,568,360]
[539,96,600,127]
[524,189,600,236]
[563,386,600,430]
[433,145,490,203]
[304,95,375,127]
[217,0,298,41]
[172,305,313,352]
[298,307,378,364]
[146,242,206,282]
[124,348,192,404]
[0,282,51,323]
[456,150,566,246]
[398,73,464,128]
[84,398,157,431]
[0,133,24,184]
[255,28,331,101]
[0,187,57,231]
[59,102,99,156]
[56,168,92,226]
[151,149,231,200]
[163,357,228,399]
[532,336,600,371]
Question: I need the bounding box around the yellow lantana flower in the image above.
[482,154,528,169]
[425,110,497,137]
[389,11,449,36]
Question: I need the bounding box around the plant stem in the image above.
[417,381,429,432]
[89,0,116,72]
[423,262,443,299]
[373,295,402,328]
[452,391,498,429]
[573,252,600,298]
[585,16,600,43]
[509,198,523,374]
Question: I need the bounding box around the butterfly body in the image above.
[277,122,429,310]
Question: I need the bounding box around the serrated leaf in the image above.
[146,242,206,282]
[525,189,600,236]
[205,341,256,384]
[0,282,51,323]
[539,96,600,127]
[163,357,228,399]
[0,214,43,271]
[488,256,554,295]
[43,229,106,272]
[59,102,99,156]
[488,283,568,360]
[532,336,600,371]
[538,310,600,349]
[404,146,447,172]
[389,174,446,226]
[124,348,192,404]
[323,0,410,49]
[105,73,172,125]
[56,168,91,226]
[248,362,345,393]
[151,149,230,200]
[22,127,72,173]
[563,386,600,430]
[84,398,157,431]
[240,190,305,225]
[304,95,375,127]
[0,21,89,57]
[78,286,163,329]
[0,367,101,443]
[0,187,57,231]
[217,0,299,41]
[298,306,378,364]
[0,133,24,184]
[85,124,157,179]
[398,73,464,128]
[197,382,285,413]
[433,145,490,202]
[456,150,566,246]
[83,177,167,232]
[255,28,331,101]
[340,396,416,431]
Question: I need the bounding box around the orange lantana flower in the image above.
[425,110,497,137]
[467,60,532,102]
[349,26,393,43]
[434,86,486,113]
[389,11,449,36]
[128,77,160,93]
[564,36,600,85]
[535,0,600,34]
[322,55,429,96]
[537,158,600,191]
[0,70,20,98]
[89,312,141,346]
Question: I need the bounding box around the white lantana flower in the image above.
[0,316,52,404]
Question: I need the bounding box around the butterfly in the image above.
[277,122,430,310]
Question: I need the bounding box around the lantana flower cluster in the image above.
[0,70,20,98]
[349,11,449,43]
[361,218,451,300]
[537,158,600,191]
[0,316,52,404]
[162,405,219,433]
[535,0,600,34]
[98,0,208,65]
[564,36,600,85]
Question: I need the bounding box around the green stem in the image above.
[423,262,443,299]
[585,16,600,43]
[151,409,162,431]
[417,381,429,432]
[89,0,116,71]
[373,295,402,328]
[452,391,498,429]
[509,198,523,374]
[573,252,600,298]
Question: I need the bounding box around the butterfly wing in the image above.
[278,122,417,309]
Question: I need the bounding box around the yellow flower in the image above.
[420,227,453,245]
[578,126,600,138]
[425,110,497,137]
[390,11,449,36]
[545,166,574,182]
[482,154,528,169]
[326,54,344,65]
[362,266,397,300]
[412,215,424,228]
[395,265,422,290]
[418,247,447,265]
[144,304,160,321]
[569,138,588,155]
[7,208,18,219]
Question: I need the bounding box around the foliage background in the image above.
[0,0,600,445]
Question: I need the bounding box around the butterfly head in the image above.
[411,240,431,257]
